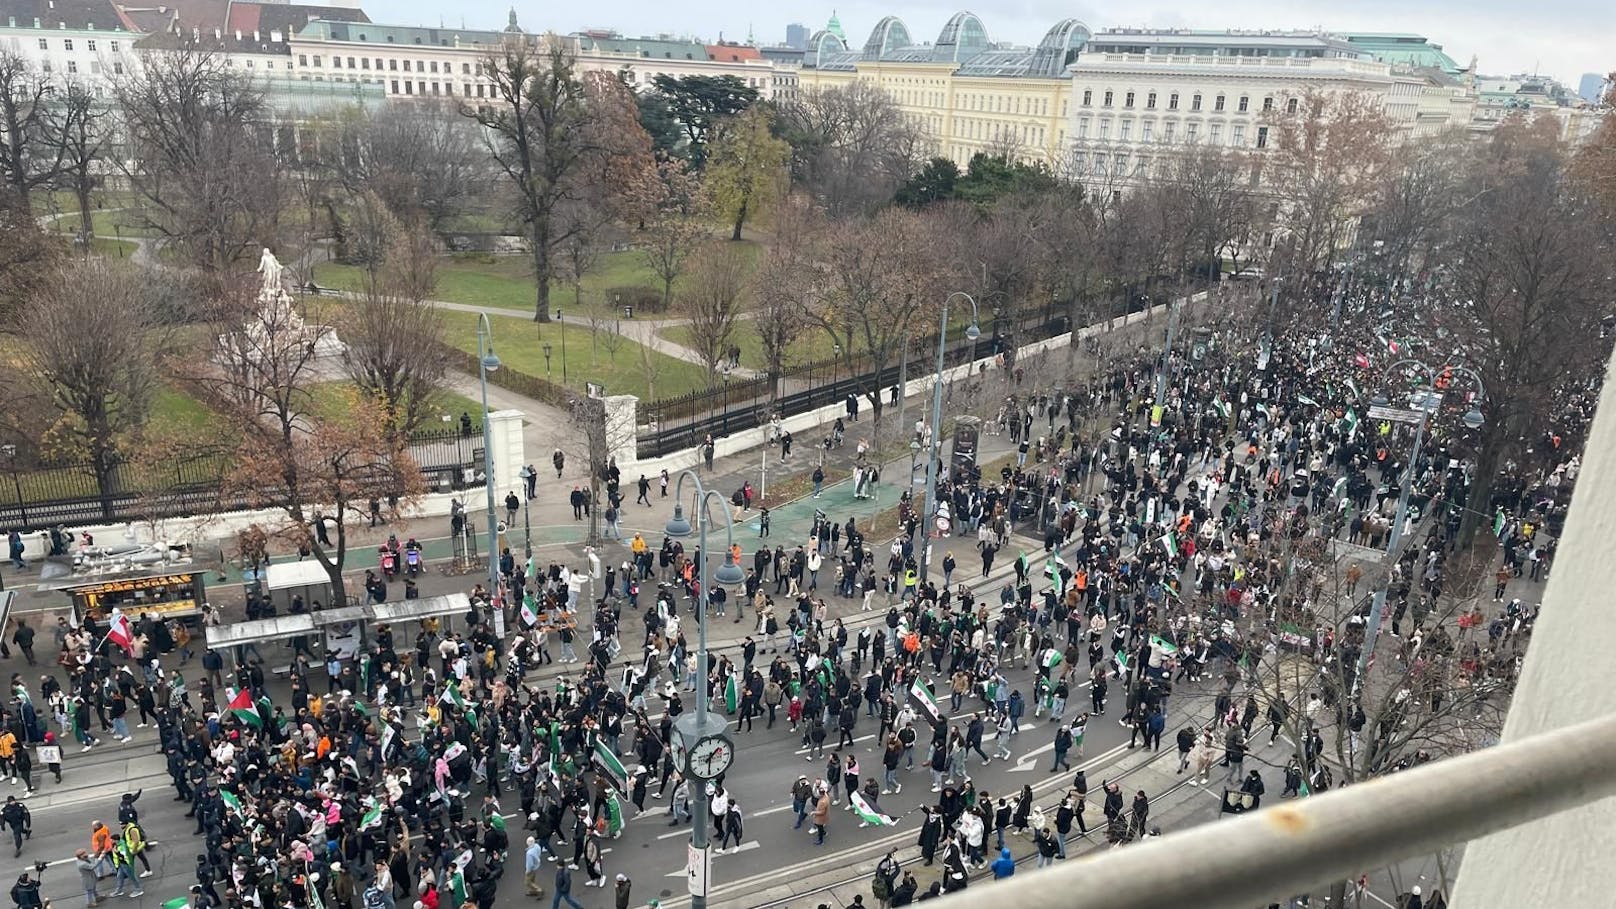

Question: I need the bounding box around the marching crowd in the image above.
[0,299,1576,909]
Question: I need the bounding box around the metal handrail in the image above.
[926,712,1616,909]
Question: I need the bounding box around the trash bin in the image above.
[623,305,634,319]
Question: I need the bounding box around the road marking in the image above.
[794,732,877,754]
[664,841,759,874]
[753,803,794,817]
[657,828,692,840]
[1006,741,1057,773]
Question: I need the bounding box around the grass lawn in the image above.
[305,381,486,430]
[660,314,983,376]
[440,312,713,402]
[311,239,762,316]
[148,386,219,435]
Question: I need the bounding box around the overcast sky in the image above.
[383,0,1611,87]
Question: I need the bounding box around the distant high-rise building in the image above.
[785,22,809,49]
[1579,72,1608,104]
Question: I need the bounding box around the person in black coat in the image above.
[916,808,943,865]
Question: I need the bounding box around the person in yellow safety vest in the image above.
[903,568,918,594]
[108,839,143,898]
[121,820,153,876]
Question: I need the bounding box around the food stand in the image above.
[63,571,206,625]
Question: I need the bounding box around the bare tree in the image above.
[681,241,750,380]
[0,49,74,216]
[335,100,490,231]
[47,81,107,245]
[341,227,452,440]
[468,41,652,322]
[1260,89,1394,303]
[17,260,167,517]
[753,199,815,401]
[115,44,284,272]
[777,81,926,216]
[632,157,710,311]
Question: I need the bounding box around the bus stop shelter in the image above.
[205,593,472,673]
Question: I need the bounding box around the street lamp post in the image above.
[917,292,980,585]
[475,314,504,617]
[664,472,745,909]
[1357,359,1486,691]
[542,343,553,380]
[556,309,568,385]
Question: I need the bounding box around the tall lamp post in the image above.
[1357,359,1486,691]
[542,343,553,380]
[475,314,504,615]
[555,310,568,385]
[664,471,745,909]
[917,292,980,584]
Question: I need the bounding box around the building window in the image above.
[1287,97,1298,114]
[37,38,47,50]
[1125,91,1134,108]
[1209,123,1222,144]
[1214,94,1225,112]
[63,39,73,51]
[1186,122,1199,142]
[87,40,96,51]
[1169,92,1179,111]
[113,61,123,75]
[477,84,485,98]
[403,81,412,95]
[1142,121,1153,142]
[430,61,438,73]
[1146,91,1157,109]
[463,63,471,74]
[1232,124,1246,146]
[1119,120,1132,141]
[1103,89,1113,107]
[111,41,119,51]
[1098,119,1111,140]
[391,79,399,93]
[1191,93,1201,111]
[1263,96,1274,112]
[432,82,440,94]
[41,61,50,73]
[313,56,322,67]
[299,54,308,66]
[1238,95,1249,113]
[67,61,77,73]
[1256,125,1268,149]
[333,57,342,69]
[347,57,355,68]
[389,59,397,70]
[1077,118,1089,139]
[361,58,369,69]
[1163,121,1176,143]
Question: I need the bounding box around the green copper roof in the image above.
[1343,33,1461,75]
[826,10,846,41]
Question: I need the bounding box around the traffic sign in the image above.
[1367,405,1423,425]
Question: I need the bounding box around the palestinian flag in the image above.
[909,679,942,724]
[360,802,384,830]
[220,789,245,816]
[604,791,624,838]
[1149,635,1179,657]
[850,790,898,827]
[724,674,740,715]
[228,688,262,728]
[593,739,629,792]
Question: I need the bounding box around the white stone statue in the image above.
[257,247,284,295]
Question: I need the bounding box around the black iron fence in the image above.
[634,308,1071,459]
[0,429,484,531]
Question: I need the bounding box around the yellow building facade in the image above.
[797,13,1087,167]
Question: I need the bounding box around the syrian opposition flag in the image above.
[1342,409,1361,442]
[1149,635,1179,657]
[1297,394,1318,407]
[380,724,398,760]
[228,688,262,728]
[1346,378,1361,401]
[1160,530,1178,557]
[593,739,629,792]
[219,789,245,816]
[724,674,740,714]
[440,684,466,711]
[1493,509,1507,538]
[909,679,942,724]
[105,611,135,656]
[1040,649,1064,672]
[1045,553,1068,591]
[1016,551,1029,578]
[1213,400,1231,420]
[520,593,540,629]
[850,790,898,827]
[359,802,384,830]
[448,871,468,907]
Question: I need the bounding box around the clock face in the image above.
[689,735,733,779]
